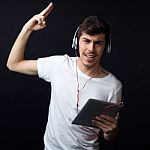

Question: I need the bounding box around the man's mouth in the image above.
[85,52,96,57]
[84,53,96,61]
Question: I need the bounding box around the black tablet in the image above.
[72,98,123,128]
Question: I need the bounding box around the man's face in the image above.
[78,32,105,68]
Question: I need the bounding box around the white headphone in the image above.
[72,26,111,54]
[107,35,111,54]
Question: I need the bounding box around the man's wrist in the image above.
[22,25,33,32]
[103,129,118,141]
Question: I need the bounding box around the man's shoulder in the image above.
[48,54,76,61]
[108,73,122,88]
[38,54,76,62]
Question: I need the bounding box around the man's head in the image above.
[79,16,110,53]
[72,16,111,69]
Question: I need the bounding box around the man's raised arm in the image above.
[6,2,54,75]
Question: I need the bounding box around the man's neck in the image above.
[77,59,103,78]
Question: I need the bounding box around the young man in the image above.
[7,2,122,150]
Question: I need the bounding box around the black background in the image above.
[0,0,150,149]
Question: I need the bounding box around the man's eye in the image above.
[96,42,104,45]
[83,40,90,43]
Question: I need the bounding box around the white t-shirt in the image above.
[37,54,122,150]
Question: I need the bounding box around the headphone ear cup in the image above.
[74,37,77,49]
[106,34,111,54]
[72,36,77,49]
[72,38,75,49]
[72,26,80,50]
[107,45,111,54]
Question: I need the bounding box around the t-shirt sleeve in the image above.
[110,81,122,120]
[111,86,122,103]
[37,55,67,82]
[109,79,122,104]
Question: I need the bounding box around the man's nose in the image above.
[88,42,94,52]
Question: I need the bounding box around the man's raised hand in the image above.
[23,2,54,31]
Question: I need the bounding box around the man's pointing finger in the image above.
[39,2,54,17]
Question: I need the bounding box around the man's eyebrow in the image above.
[82,37,104,41]
[81,37,105,44]
[82,37,90,40]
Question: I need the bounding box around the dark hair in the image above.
[77,16,110,53]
